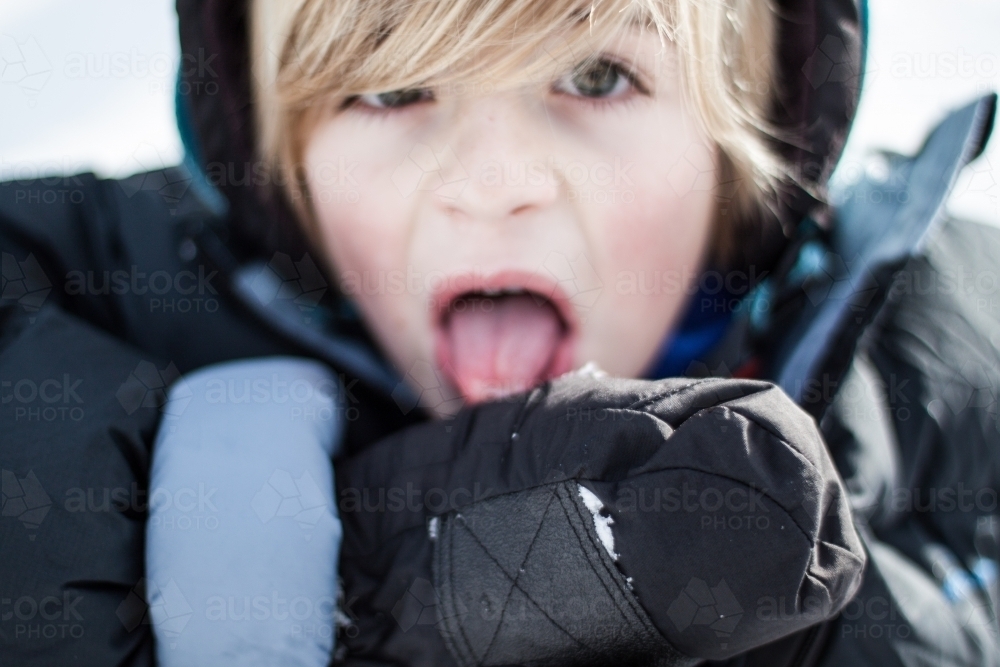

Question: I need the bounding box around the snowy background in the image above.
[1,0,998,228]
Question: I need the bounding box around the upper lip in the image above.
[431,269,580,336]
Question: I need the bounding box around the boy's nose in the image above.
[436,96,561,223]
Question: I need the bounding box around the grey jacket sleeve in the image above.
[146,357,344,666]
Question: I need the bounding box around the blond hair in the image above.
[250,0,784,264]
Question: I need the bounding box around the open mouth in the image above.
[433,275,577,403]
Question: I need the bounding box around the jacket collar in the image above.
[754,94,997,418]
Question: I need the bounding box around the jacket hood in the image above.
[174,0,867,268]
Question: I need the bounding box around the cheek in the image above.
[605,187,713,275]
[304,118,432,313]
[304,122,425,350]
[315,197,403,277]
[579,156,716,376]
[305,127,407,275]
[581,109,716,281]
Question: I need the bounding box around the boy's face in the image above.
[303,29,717,414]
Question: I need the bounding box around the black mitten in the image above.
[335,373,866,666]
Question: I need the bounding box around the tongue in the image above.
[443,294,563,403]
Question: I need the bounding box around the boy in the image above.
[1,1,997,666]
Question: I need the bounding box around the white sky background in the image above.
[0,0,998,227]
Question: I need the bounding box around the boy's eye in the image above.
[355,88,433,109]
[554,58,637,99]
